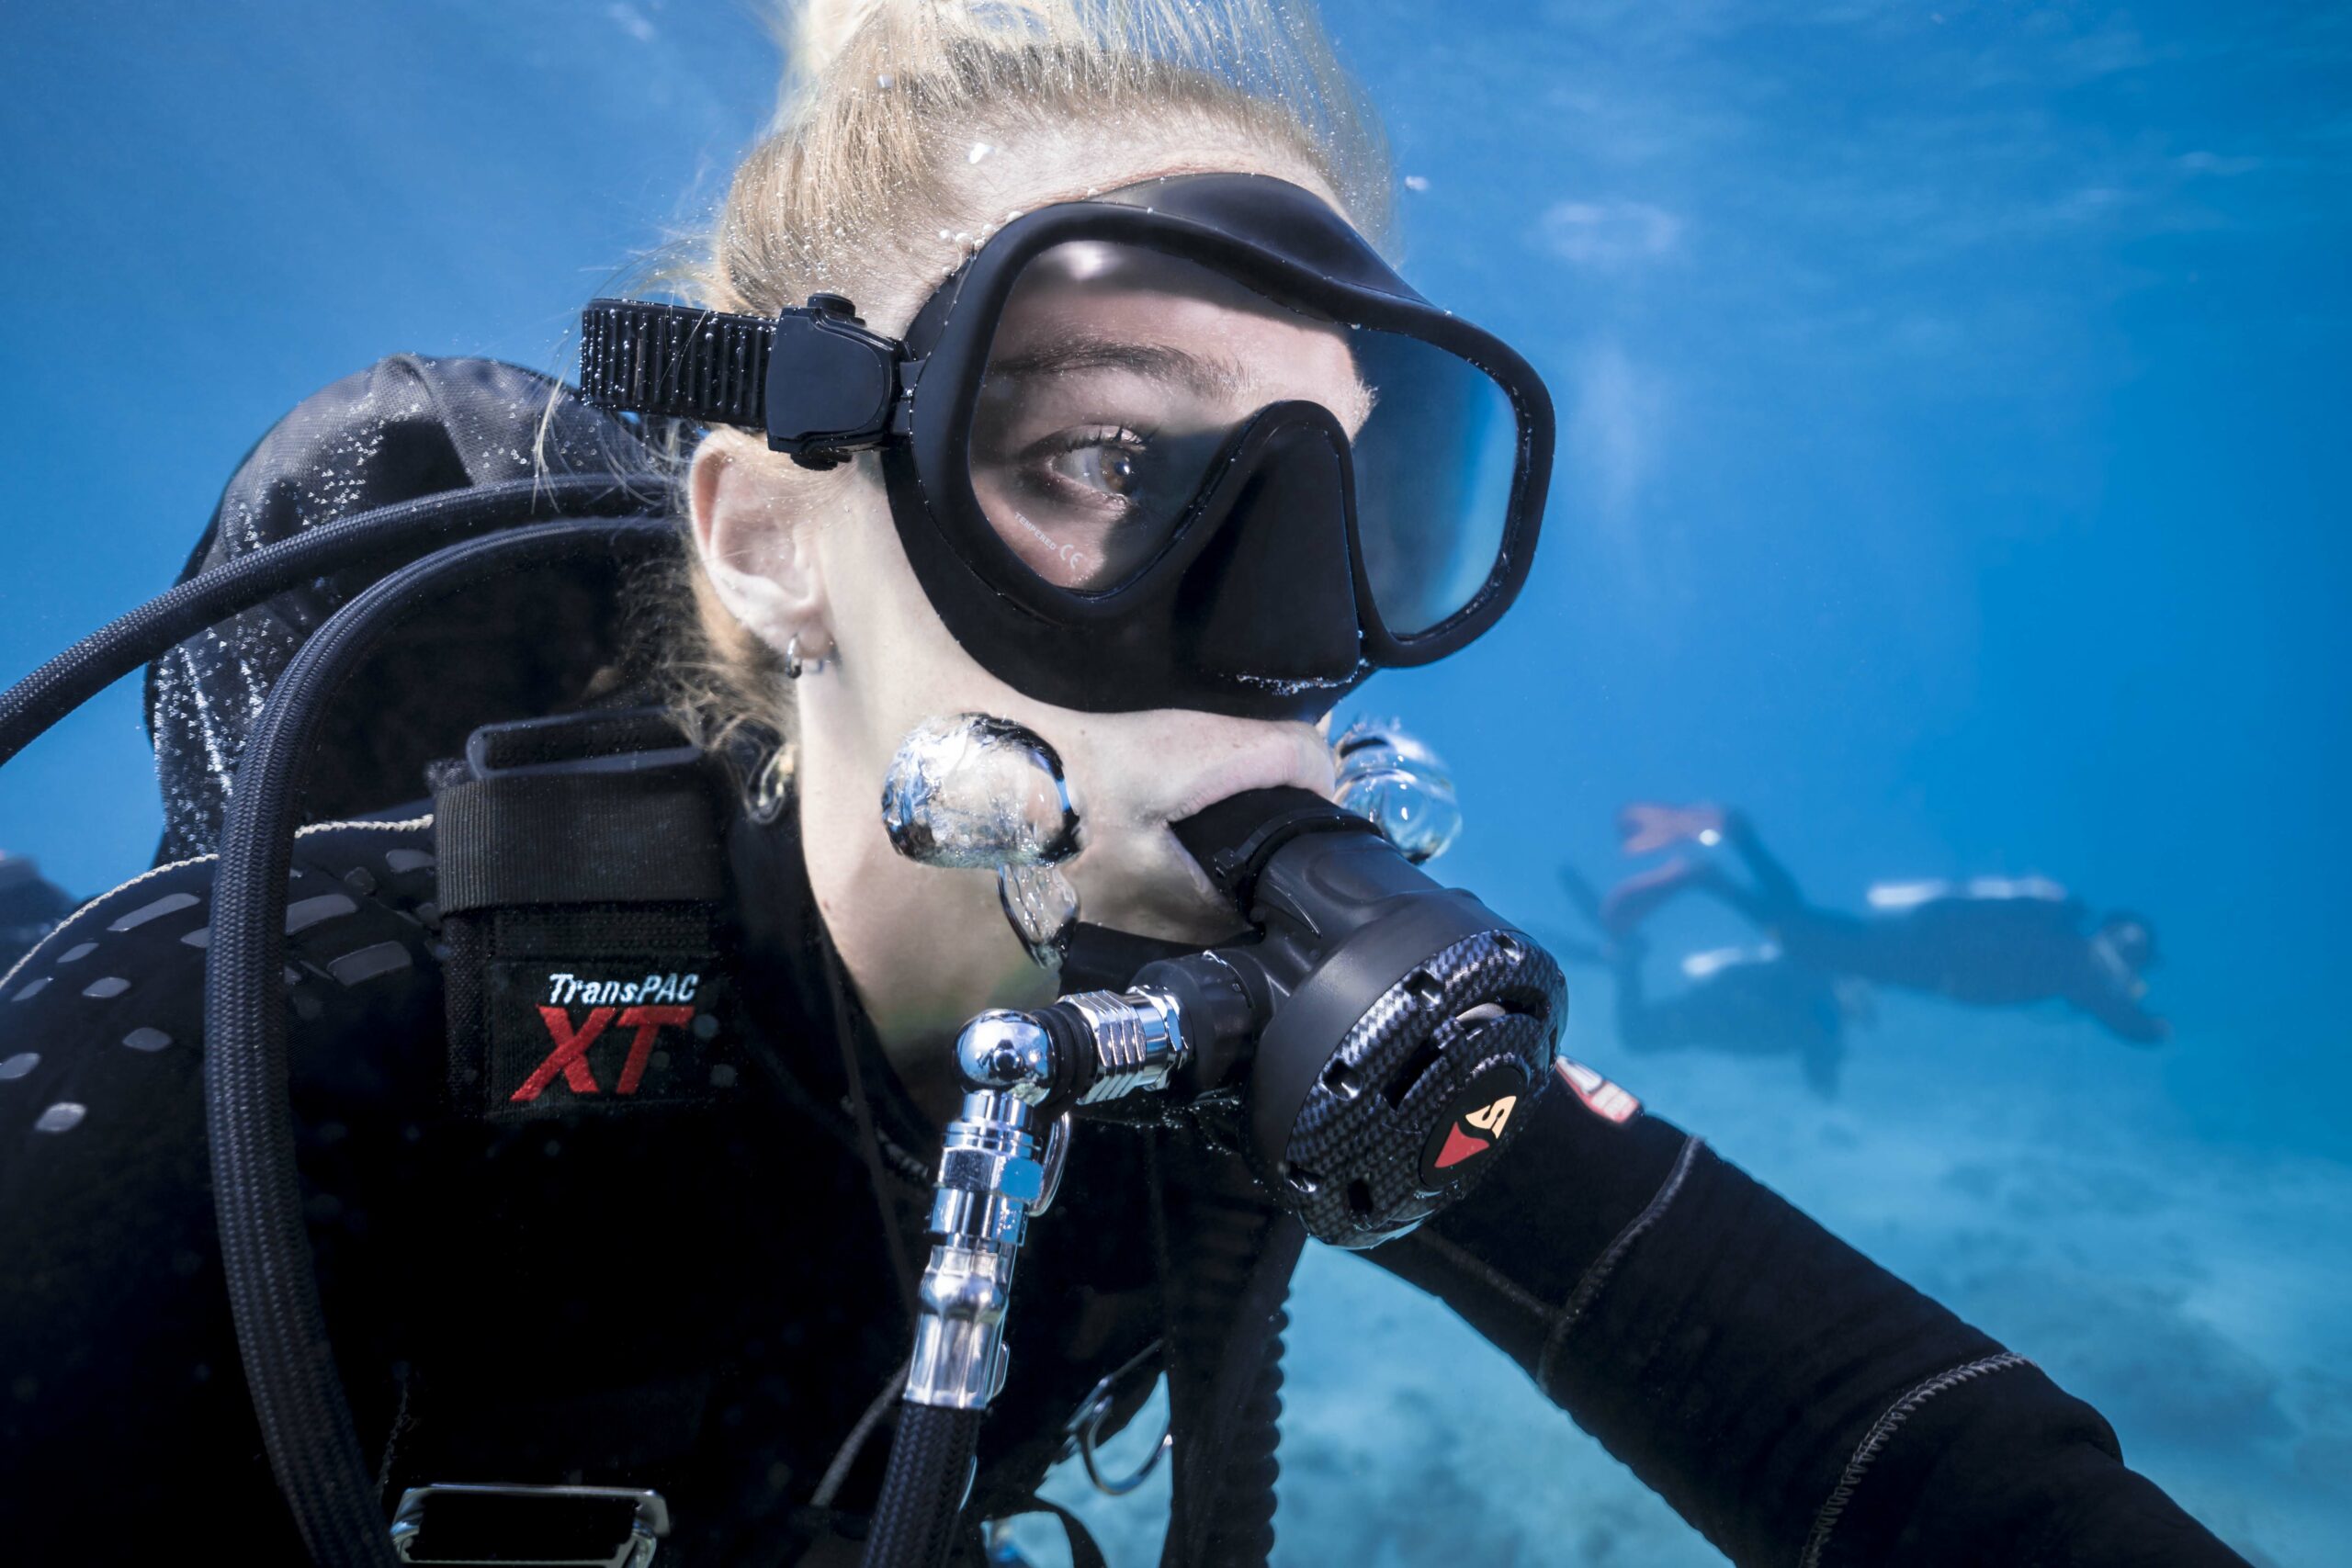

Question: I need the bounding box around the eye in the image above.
[1050,441,1138,498]
[1032,426,1150,508]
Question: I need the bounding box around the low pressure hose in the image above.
[1215,1313,1289,1567]
[205,516,675,1566]
[1158,1149,1305,1568]
[858,1404,986,1568]
[0,474,646,768]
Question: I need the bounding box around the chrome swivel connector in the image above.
[904,1015,1074,1410]
[901,987,1189,1411]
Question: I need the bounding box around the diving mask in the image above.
[581,173,1555,719]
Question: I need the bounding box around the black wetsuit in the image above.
[0,797,2246,1565]
[1663,815,2167,1044]
[1611,941,1848,1096]
[1564,866,1847,1095]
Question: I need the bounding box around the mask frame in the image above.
[580,173,1556,719]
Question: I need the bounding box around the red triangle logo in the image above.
[1434,1122,1490,1169]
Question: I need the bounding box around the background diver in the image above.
[1605,802,2171,1044]
[0,3,2237,1565]
[1556,863,1869,1097]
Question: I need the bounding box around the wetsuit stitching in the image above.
[1795,1350,2032,1568]
[1537,1133,1702,1392]
[1408,1228,1558,1327]
[0,814,434,997]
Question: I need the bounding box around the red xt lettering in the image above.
[513,1007,616,1103]
[614,1006,695,1095]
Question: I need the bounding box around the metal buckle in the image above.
[1061,1340,1172,1497]
[390,1483,671,1568]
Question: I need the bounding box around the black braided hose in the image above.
[205,517,675,1564]
[858,1404,986,1568]
[0,475,649,768]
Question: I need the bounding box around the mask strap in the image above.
[580,299,776,427]
[581,295,903,463]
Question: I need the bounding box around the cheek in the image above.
[807,480,1323,934]
[821,479,958,664]
[816,478,1032,746]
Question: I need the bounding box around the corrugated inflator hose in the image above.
[204,516,675,1565]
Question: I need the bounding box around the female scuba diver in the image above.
[0,3,2250,1564]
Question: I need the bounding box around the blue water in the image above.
[3,3,2345,1562]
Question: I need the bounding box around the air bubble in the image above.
[1333,719,1461,863]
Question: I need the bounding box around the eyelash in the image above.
[1036,423,1149,457]
[1026,424,1155,507]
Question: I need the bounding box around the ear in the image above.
[690,432,829,655]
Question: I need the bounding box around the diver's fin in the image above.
[1618,801,1730,856]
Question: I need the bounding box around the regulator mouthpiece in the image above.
[882,714,1081,968]
[997,785,1565,1247]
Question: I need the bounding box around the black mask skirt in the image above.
[579,173,1555,720]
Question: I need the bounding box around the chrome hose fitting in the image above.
[905,1010,1080,1411]
[1062,987,1186,1105]
[952,1010,1057,1103]
[906,1089,1045,1410]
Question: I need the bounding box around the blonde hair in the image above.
[654,0,1393,775]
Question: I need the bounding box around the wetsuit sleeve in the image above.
[1365,1087,2249,1567]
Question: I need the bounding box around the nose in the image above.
[1183,402,1362,688]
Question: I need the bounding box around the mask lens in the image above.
[971,242,1312,592]
[1346,330,1521,637]
[967,240,1521,627]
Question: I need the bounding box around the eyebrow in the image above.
[986,338,1249,399]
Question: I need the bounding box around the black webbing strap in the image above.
[435,768,726,914]
[580,299,775,428]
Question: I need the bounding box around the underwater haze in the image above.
[3,2,2346,1563]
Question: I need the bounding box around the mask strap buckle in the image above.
[577,296,905,468]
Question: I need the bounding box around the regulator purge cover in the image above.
[1268,928,1566,1248]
